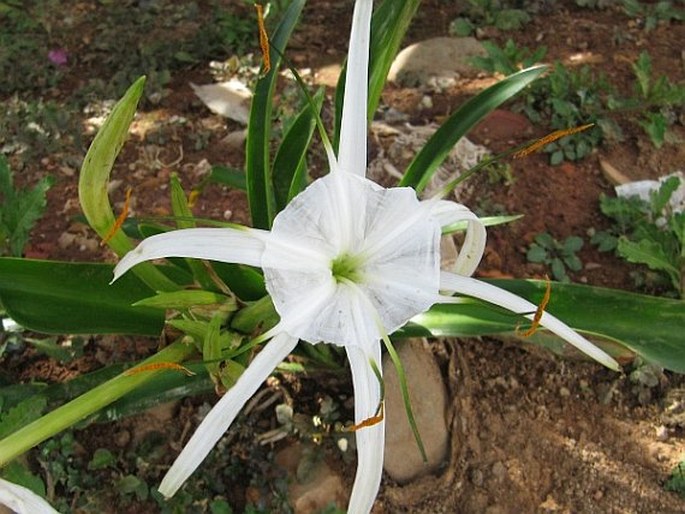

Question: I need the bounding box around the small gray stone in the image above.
[388,37,487,87]
[383,339,449,484]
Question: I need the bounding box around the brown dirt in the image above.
[380,338,685,514]
[4,0,685,512]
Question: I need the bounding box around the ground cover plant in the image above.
[0,0,684,512]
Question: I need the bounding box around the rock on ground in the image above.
[383,338,450,484]
[388,37,486,87]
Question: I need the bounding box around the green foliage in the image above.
[623,0,684,31]
[0,155,53,257]
[622,51,685,148]
[481,49,682,161]
[521,63,616,164]
[574,0,618,7]
[0,97,82,163]
[470,39,547,75]
[596,176,684,297]
[0,396,47,440]
[666,459,685,498]
[23,336,85,362]
[526,232,584,282]
[0,0,62,95]
[449,0,531,36]
[87,3,255,103]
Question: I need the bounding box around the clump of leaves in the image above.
[0,155,53,257]
[522,63,617,165]
[0,97,82,162]
[593,176,684,297]
[623,0,684,31]
[666,459,685,498]
[449,0,531,36]
[526,232,584,282]
[470,39,547,75]
[608,52,685,148]
[0,396,49,501]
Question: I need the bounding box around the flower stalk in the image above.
[0,341,195,467]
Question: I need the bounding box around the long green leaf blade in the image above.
[245,0,306,229]
[272,88,323,211]
[399,66,547,192]
[78,76,177,291]
[401,279,685,373]
[0,341,195,466]
[0,258,164,335]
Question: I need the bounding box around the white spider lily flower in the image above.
[0,478,60,514]
[112,0,619,511]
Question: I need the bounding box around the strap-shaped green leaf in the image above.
[272,88,324,211]
[78,76,177,291]
[333,0,420,150]
[169,173,217,291]
[0,258,163,335]
[399,66,547,192]
[0,341,195,466]
[401,279,685,373]
[245,0,306,229]
[368,0,420,119]
[209,165,247,191]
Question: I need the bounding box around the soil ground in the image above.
[2,0,685,512]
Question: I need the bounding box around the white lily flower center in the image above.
[262,172,441,348]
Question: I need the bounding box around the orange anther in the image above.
[124,362,196,377]
[516,276,552,338]
[513,124,594,159]
[255,3,271,74]
[345,404,384,432]
[188,189,200,209]
[101,187,132,246]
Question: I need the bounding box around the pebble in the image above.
[383,338,449,484]
[275,444,346,514]
[388,37,486,87]
[655,425,669,441]
[470,468,484,486]
[559,386,571,398]
[491,461,507,481]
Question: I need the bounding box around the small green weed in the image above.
[666,459,685,498]
[610,51,685,148]
[594,176,684,297]
[474,45,682,161]
[449,0,531,36]
[0,155,53,257]
[470,39,547,75]
[526,232,584,282]
[523,63,616,164]
[623,0,684,31]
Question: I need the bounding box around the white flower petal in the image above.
[422,199,475,228]
[0,478,60,514]
[264,172,441,347]
[112,227,268,282]
[454,219,486,277]
[338,0,373,176]
[158,332,299,498]
[423,199,486,278]
[346,344,384,514]
[439,272,620,371]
